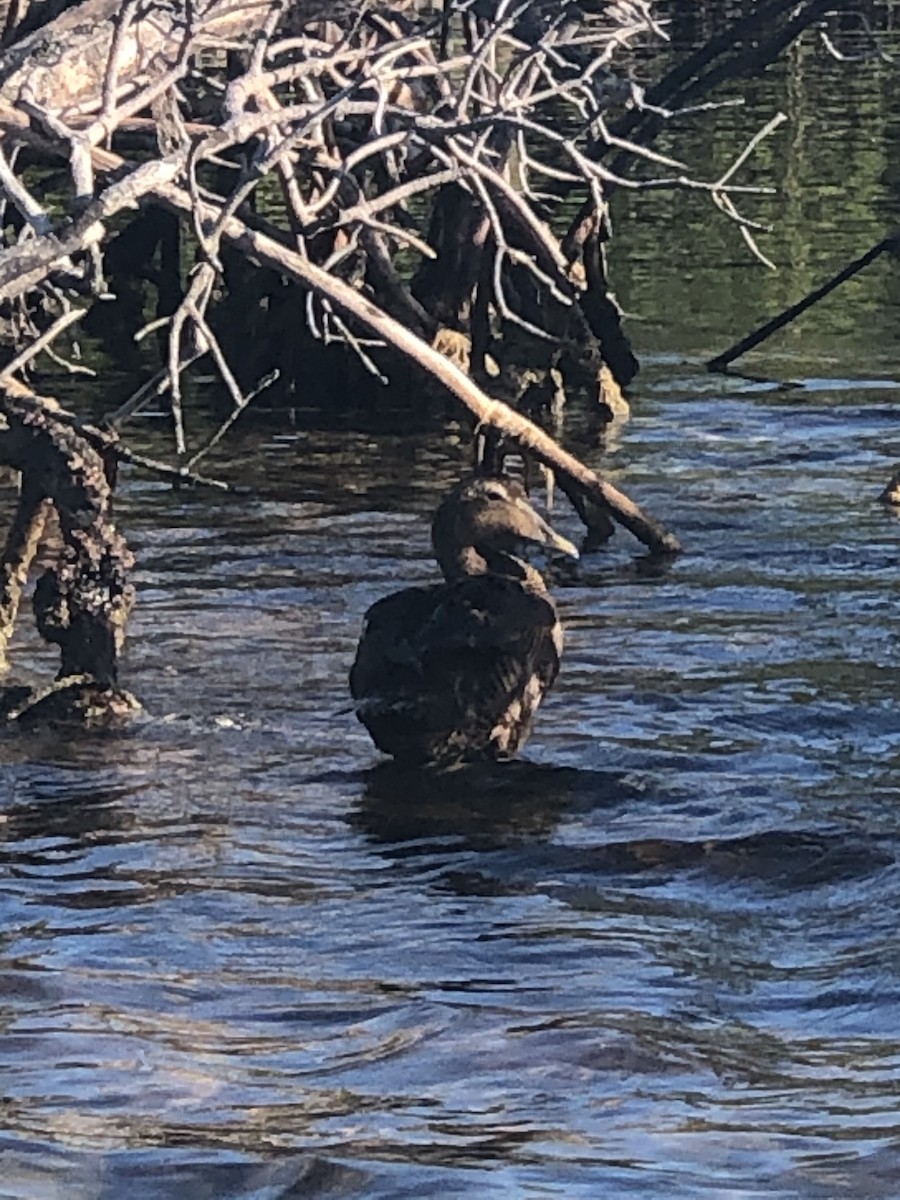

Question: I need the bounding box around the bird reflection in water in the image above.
[352,760,893,903]
[353,759,642,852]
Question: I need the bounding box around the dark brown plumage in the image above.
[350,477,578,768]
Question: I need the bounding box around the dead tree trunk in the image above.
[0,385,137,724]
[0,477,49,672]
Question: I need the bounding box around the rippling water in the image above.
[3,24,900,1200]
[2,362,899,1197]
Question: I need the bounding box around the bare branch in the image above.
[0,306,87,382]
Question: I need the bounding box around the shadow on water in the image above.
[0,783,139,847]
[350,761,894,900]
[558,828,896,895]
[0,1140,520,1200]
[0,778,228,911]
[352,760,643,850]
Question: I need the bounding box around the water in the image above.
[2,25,900,1200]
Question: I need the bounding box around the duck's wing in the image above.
[419,577,562,758]
[350,579,562,764]
[349,584,443,727]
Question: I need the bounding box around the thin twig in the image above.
[0,307,86,382]
[185,370,280,470]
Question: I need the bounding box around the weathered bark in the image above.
[0,0,363,110]
[0,384,136,719]
[0,476,50,672]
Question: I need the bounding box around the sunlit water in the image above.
[2,27,900,1200]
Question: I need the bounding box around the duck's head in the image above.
[432,476,578,581]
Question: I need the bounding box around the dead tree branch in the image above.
[708,236,900,372]
[0,382,137,721]
[0,0,840,626]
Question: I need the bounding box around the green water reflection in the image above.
[610,29,900,371]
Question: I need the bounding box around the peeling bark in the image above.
[0,476,50,673]
[0,384,137,723]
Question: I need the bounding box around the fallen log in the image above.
[0,0,353,113]
[153,178,683,554]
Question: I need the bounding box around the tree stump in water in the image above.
[0,385,139,726]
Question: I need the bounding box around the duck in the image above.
[350,475,578,767]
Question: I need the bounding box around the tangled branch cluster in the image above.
[0,0,783,462]
[0,0,871,713]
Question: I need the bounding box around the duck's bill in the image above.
[542,527,579,559]
[527,509,579,559]
[509,491,580,559]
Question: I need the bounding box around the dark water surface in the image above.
[2,29,900,1200]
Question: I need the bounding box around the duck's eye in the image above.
[482,481,510,501]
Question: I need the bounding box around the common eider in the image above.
[350,476,577,767]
